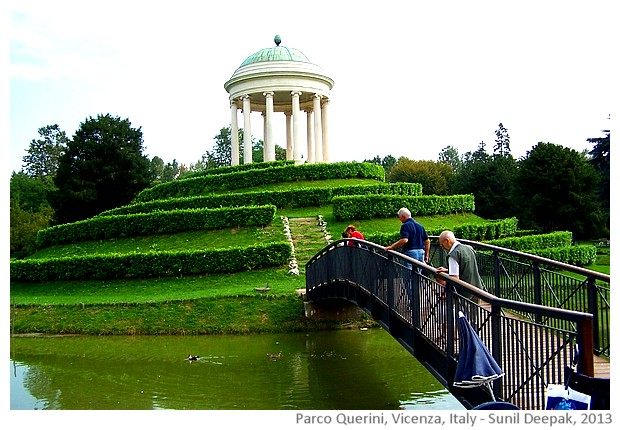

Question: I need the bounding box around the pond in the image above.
[10,328,464,410]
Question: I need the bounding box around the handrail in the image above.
[428,236,609,357]
[450,237,610,283]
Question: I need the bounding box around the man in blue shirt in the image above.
[386,207,430,267]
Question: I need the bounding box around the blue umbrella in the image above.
[454,311,504,399]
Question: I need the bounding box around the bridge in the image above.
[305,237,610,410]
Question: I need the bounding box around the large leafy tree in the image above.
[22,124,68,183]
[387,157,455,195]
[51,114,151,224]
[452,139,517,219]
[513,142,605,239]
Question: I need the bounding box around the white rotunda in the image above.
[224,35,334,165]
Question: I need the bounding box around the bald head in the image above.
[439,230,456,250]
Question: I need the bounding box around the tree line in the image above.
[364,123,610,241]
[10,115,610,257]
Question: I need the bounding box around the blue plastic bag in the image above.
[546,384,591,410]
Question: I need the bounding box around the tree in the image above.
[150,156,181,184]
[587,130,610,227]
[493,123,511,157]
[387,157,455,195]
[22,124,68,183]
[456,155,517,219]
[10,198,54,255]
[364,155,397,176]
[462,140,490,165]
[199,126,286,170]
[513,142,605,239]
[451,137,517,218]
[438,146,462,173]
[51,114,151,224]
[10,171,56,255]
[10,171,54,212]
[209,126,237,166]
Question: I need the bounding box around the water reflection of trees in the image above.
[20,363,62,409]
[11,331,455,410]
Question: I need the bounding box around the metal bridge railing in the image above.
[427,237,610,358]
[305,238,605,410]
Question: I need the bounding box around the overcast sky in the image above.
[6,0,614,176]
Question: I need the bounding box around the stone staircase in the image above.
[285,216,331,265]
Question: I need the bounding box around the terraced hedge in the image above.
[365,217,519,245]
[100,182,423,216]
[135,161,385,201]
[333,194,475,220]
[486,231,573,251]
[524,245,597,267]
[36,205,277,248]
[181,160,295,179]
[10,242,291,282]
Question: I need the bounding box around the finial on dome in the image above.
[274,35,281,46]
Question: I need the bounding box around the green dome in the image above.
[239,36,311,67]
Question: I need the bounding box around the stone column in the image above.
[321,98,330,163]
[230,100,239,166]
[291,91,302,163]
[313,94,323,163]
[242,95,252,164]
[306,110,315,164]
[285,112,293,160]
[263,91,275,161]
[262,113,267,161]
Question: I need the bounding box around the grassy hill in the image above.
[12,161,595,335]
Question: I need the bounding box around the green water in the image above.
[10,328,464,410]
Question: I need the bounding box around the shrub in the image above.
[11,242,291,282]
[36,205,276,248]
[332,194,475,220]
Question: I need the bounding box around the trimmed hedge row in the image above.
[447,217,519,241]
[135,161,386,202]
[486,231,573,251]
[524,245,597,267]
[10,242,291,282]
[364,217,519,245]
[100,182,423,216]
[181,160,295,179]
[36,205,277,248]
[332,194,475,220]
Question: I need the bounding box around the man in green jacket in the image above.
[437,230,485,299]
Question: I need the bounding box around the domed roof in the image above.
[239,35,311,67]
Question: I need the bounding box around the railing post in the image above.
[493,250,501,297]
[587,275,600,353]
[577,316,595,377]
[411,268,420,329]
[532,261,542,324]
[387,253,394,314]
[490,302,503,399]
[443,281,458,390]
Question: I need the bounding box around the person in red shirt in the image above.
[344,225,364,246]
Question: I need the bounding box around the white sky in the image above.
[5,0,615,177]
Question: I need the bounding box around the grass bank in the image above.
[10,295,375,335]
